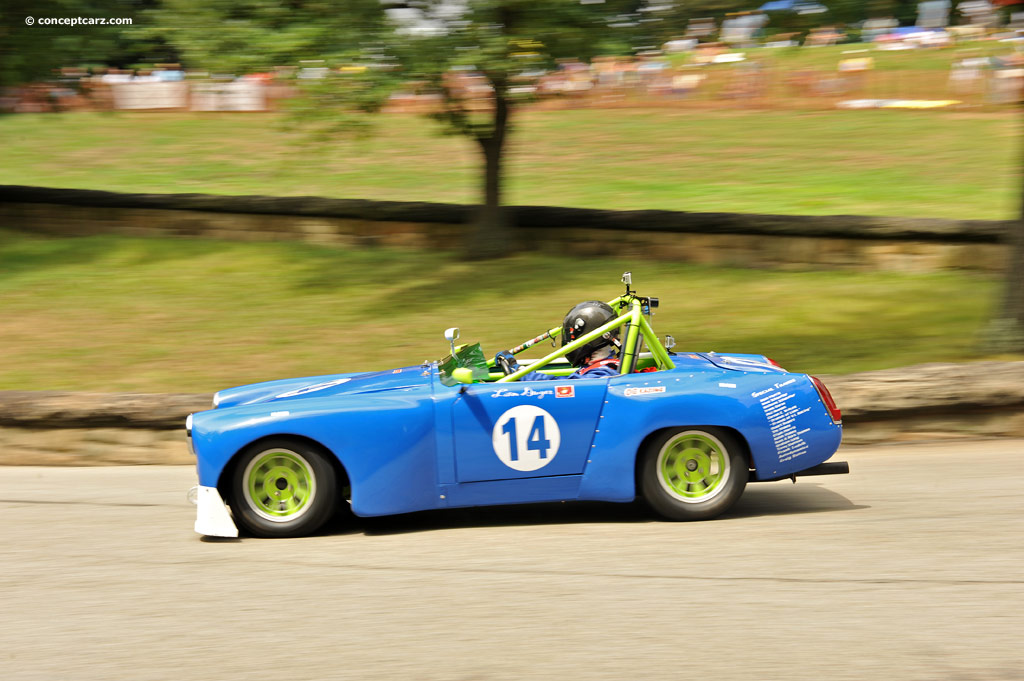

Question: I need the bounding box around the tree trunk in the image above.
[990,109,1024,352]
[1000,182,1024,347]
[468,93,512,258]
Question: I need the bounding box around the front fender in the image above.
[191,387,440,517]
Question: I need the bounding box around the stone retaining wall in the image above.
[2,362,1022,466]
[0,185,1011,272]
[822,362,1024,444]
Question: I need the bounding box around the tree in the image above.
[145,0,386,75]
[379,0,640,256]
[155,0,635,257]
[0,0,134,89]
[988,121,1024,353]
[1001,205,1024,350]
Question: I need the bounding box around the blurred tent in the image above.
[721,12,769,44]
[957,0,999,26]
[889,25,936,33]
[916,0,951,28]
[758,1,828,14]
[862,17,899,41]
[684,17,717,41]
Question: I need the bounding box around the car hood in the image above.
[212,365,429,409]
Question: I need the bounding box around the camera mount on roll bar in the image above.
[620,271,658,316]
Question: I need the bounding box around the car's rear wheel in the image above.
[230,439,337,538]
[641,427,748,521]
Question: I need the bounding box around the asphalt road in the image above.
[2,440,1022,681]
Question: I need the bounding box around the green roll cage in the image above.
[442,276,676,385]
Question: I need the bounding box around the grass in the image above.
[669,41,1008,72]
[0,108,1017,220]
[0,229,1011,393]
[1,107,1016,391]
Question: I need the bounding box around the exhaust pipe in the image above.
[793,461,850,478]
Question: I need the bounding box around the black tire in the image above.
[230,438,338,538]
[640,427,749,521]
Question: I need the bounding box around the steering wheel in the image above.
[494,351,517,376]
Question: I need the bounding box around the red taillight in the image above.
[811,376,841,424]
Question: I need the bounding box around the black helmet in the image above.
[562,301,619,367]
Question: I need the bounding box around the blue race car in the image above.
[188,273,846,538]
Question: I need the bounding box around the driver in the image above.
[495,301,621,380]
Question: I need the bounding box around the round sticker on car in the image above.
[491,405,561,472]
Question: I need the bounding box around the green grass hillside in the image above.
[0,229,1007,392]
[0,109,1016,219]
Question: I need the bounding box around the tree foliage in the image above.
[1,0,129,88]
[142,0,387,75]
[162,0,639,256]
[374,0,641,255]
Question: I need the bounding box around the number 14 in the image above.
[501,415,551,461]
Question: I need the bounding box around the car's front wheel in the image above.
[641,427,748,521]
[230,439,337,538]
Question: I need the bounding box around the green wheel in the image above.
[641,428,748,521]
[231,439,337,538]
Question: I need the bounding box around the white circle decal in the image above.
[491,405,561,472]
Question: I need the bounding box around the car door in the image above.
[451,379,608,483]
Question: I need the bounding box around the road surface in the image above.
[1,440,1021,680]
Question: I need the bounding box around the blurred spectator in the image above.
[692,42,727,66]
[805,26,844,46]
[861,17,899,42]
[957,0,999,28]
[721,59,768,99]
[917,0,951,29]
[670,71,705,98]
[989,52,1024,103]
[720,12,768,47]
[663,39,697,53]
[684,17,717,42]
[765,33,800,48]
[636,54,669,91]
[839,54,873,94]
[949,55,990,97]
[155,66,185,82]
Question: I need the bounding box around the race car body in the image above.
[188,274,846,538]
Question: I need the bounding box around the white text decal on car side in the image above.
[491,387,555,399]
[491,405,561,472]
[624,386,666,397]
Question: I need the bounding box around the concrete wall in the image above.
[0,185,1010,272]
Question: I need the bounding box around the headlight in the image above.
[185,413,195,456]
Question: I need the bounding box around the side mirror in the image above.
[444,327,460,357]
[664,335,676,350]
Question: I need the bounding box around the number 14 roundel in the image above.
[491,405,562,472]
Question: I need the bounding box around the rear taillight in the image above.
[811,376,841,424]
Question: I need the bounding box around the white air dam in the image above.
[194,485,239,537]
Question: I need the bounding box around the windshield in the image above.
[437,342,489,386]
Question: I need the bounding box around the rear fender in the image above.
[578,372,841,501]
[578,388,762,502]
[630,424,752,496]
